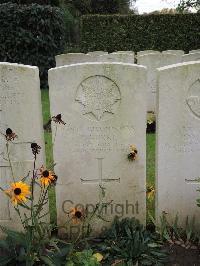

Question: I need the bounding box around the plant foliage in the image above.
[80,14,200,53]
[92,217,168,265]
[0,2,66,87]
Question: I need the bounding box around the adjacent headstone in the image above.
[56,53,94,67]
[182,52,200,62]
[137,50,160,57]
[49,62,147,237]
[115,51,134,54]
[189,49,200,53]
[156,61,200,227]
[87,51,108,56]
[0,63,46,235]
[97,52,135,64]
[162,50,184,56]
[138,53,182,112]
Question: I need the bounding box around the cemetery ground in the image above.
[40,89,200,265]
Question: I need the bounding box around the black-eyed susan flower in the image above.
[39,166,57,187]
[5,181,31,205]
[146,185,155,200]
[127,145,138,161]
[52,114,66,125]
[5,128,17,141]
[31,142,41,156]
[70,207,85,224]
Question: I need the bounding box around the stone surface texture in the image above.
[49,62,147,237]
[156,61,200,227]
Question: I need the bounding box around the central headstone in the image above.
[49,62,147,237]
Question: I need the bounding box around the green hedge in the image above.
[0,0,59,6]
[0,2,66,87]
[80,14,200,53]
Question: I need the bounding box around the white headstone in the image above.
[97,52,135,64]
[156,61,200,227]
[56,53,94,67]
[137,50,160,57]
[0,63,46,234]
[182,52,200,62]
[49,62,147,237]
[138,53,182,112]
[114,51,134,54]
[162,50,184,56]
[189,49,200,53]
[87,51,108,56]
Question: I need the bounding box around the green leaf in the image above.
[40,255,55,266]
[0,255,15,265]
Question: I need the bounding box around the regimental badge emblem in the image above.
[186,79,200,119]
[75,75,121,121]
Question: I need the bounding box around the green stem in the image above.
[6,141,15,182]
[31,155,37,227]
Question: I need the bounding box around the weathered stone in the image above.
[0,63,46,234]
[138,53,182,112]
[182,52,200,62]
[162,50,184,56]
[49,62,147,237]
[137,50,160,57]
[189,49,200,53]
[156,61,200,227]
[97,52,135,63]
[87,51,108,55]
[56,53,94,67]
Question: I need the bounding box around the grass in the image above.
[41,90,56,224]
[146,133,156,220]
[41,89,156,224]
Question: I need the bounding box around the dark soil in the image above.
[165,244,200,266]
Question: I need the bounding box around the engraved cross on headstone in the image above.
[81,158,120,185]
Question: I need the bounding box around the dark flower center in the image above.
[14,188,22,195]
[75,211,82,219]
[43,170,49,177]
[31,143,37,149]
[56,114,61,120]
[6,128,13,135]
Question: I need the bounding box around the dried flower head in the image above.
[127,145,138,161]
[146,185,155,200]
[5,181,31,205]
[31,143,41,156]
[39,166,57,187]
[70,207,85,224]
[5,128,17,141]
[52,114,66,125]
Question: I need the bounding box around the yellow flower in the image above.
[5,181,31,205]
[70,207,84,224]
[93,253,103,262]
[39,166,57,187]
[147,186,155,200]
